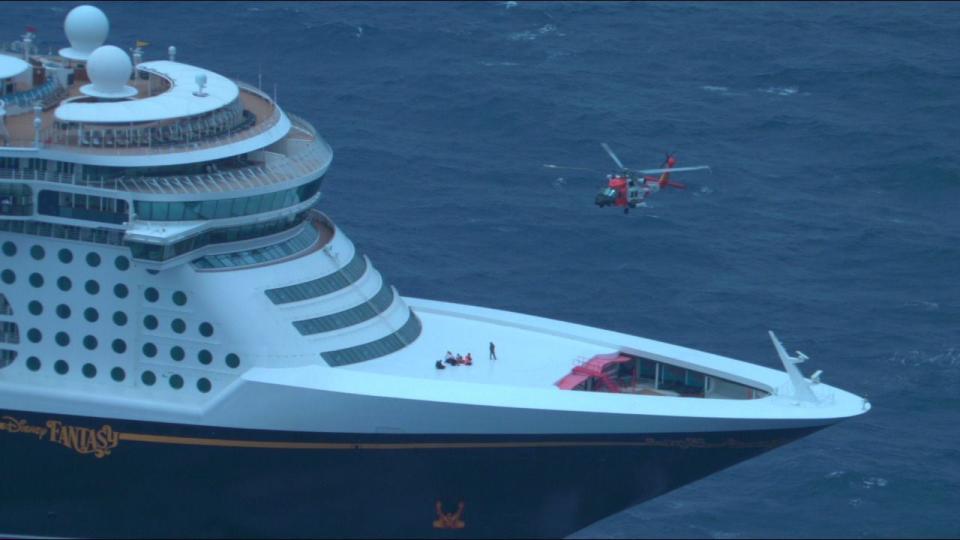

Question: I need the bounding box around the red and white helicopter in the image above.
[545,143,711,213]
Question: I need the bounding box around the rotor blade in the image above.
[543,164,604,174]
[601,142,626,170]
[633,165,711,175]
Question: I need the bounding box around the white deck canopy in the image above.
[54,60,240,124]
[0,54,30,80]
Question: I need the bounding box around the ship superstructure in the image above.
[0,6,869,539]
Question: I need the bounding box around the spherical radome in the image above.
[64,5,109,54]
[87,45,132,93]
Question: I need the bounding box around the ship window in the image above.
[37,191,129,225]
[2,242,16,256]
[197,377,212,393]
[85,279,100,295]
[55,331,70,346]
[82,363,97,378]
[27,356,41,371]
[141,370,156,386]
[0,321,18,344]
[57,276,72,291]
[56,304,71,319]
[142,342,157,357]
[173,291,187,306]
[321,311,422,367]
[265,251,368,305]
[58,249,73,264]
[83,335,98,350]
[113,311,128,326]
[0,294,10,315]
[132,179,322,222]
[30,245,44,260]
[111,367,125,381]
[84,307,99,322]
[27,328,42,343]
[1,269,14,284]
[193,223,320,270]
[145,287,159,302]
[112,339,127,354]
[115,256,130,271]
[143,315,158,330]
[199,322,213,337]
[169,374,184,390]
[113,284,129,298]
[171,318,186,334]
[86,252,101,267]
[29,300,42,315]
[170,346,185,361]
[293,283,395,336]
[198,349,212,364]
[29,273,44,288]
[54,359,69,375]
[0,349,15,368]
[225,353,240,369]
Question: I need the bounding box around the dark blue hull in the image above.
[0,408,821,538]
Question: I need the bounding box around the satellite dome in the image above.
[59,5,109,61]
[80,45,137,98]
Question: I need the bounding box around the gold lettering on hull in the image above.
[433,501,465,529]
[0,416,119,458]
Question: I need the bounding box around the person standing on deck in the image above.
[489,342,497,360]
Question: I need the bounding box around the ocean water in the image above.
[9,1,960,537]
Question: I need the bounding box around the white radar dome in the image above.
[59,5,109,61]
[80,45,137,98]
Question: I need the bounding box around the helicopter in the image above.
[545,143,711,213]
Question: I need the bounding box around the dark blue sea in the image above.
[10,1,960,537]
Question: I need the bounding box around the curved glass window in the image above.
[265,250,367,305]
[133,178,321,221]
[321,311,422,367]
[193,223,319,270]
[293,284,394,335]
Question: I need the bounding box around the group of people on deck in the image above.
[435,351,473,370]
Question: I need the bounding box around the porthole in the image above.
[2,242,16,257]
[169,374,184,390]
[85,280,100,295]
[113,311,128,326]
[111,367,125,382]
[57,276,72,291]
[86,252,101,267]
[142,342,157,358]
[56,304,71,319]
[143,315,158,330]
[114,283,129,299]
[170,346,185,361]
[26,356,41,371]
[82,363,96,378]
[197,377,212,393]
[199,322,214,337]
[141,370,156,386]
[171,318,186,334]
[29,273,43,288]
[30,245,44,260]
[27,328,41,343]
[115,256,130,271]
[144,287,159,302]
[198,349,212,365]
[55,331,70,346]
[54,359,69,375]
[58,249,73,264]
[1,269,14,284]
[173,291,187,306]
[83,335,98,350]
[84,307,99,322]
[28,301,42,315]
[225,353,240,369]
[111,339,127,354]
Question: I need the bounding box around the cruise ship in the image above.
[0,6,870,539]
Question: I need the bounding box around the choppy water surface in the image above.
[9,2,960,537]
